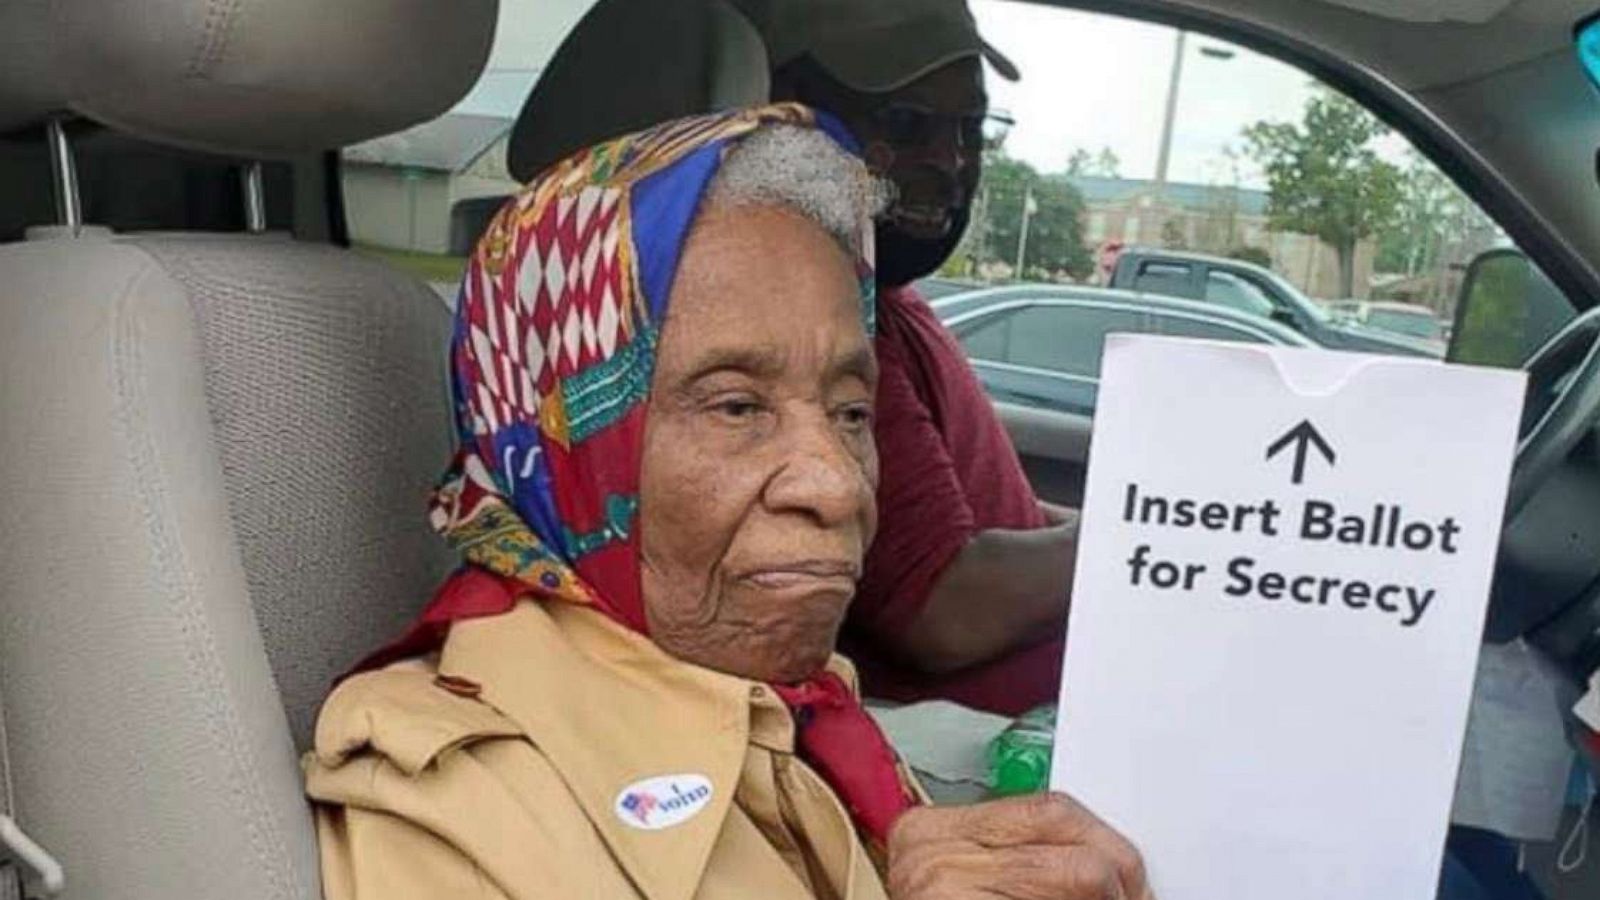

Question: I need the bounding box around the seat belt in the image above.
[0,691,17,900]
[0,697,63,899]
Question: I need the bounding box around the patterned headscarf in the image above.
[359,105,916,844]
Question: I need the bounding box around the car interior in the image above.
[2,0,1600,898]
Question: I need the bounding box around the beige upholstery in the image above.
[0,0,493,896]
[2,0,495,158]
[130,234,459,747]
[2,233,301,898]
[0,228,458,899]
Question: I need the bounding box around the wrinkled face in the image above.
[639,203,879,684]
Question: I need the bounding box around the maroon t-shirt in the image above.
[844,285,1064,716]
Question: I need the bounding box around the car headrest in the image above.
[1,0,498,158]
[0,0,63,133]
[507,0,767,183]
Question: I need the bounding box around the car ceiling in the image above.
[1318,0,1515,26]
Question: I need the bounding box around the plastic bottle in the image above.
[986,705,1056,796]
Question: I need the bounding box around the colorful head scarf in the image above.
[359,105,916,844]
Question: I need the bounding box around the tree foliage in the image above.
[982,150,1093,279]
[1243,90,1402,296]
[1066,146,1122,178]
[1377,150,1496,279]
[1228,245,1273,268]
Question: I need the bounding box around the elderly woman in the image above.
[304,106,1148,900]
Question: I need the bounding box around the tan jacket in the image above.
[304,599,911,899]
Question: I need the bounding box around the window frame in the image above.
[1201,269,1278,318]
[1057,0,1598,316]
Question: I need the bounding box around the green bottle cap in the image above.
[991,747,1050,796]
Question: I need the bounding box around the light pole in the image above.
[1152,33,1236,235]
[1014,187,1037,279]
[1152,31,1188,199]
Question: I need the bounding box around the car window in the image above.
[1203,271,1277,318]
[1133,262,1192,297]
[937,3,1578,367]
[957,308,1018,362]
[1367,309,1443,341]
[1150,313,1273,345]
[1003,305,1145,378]
[337,0,593,291]
[948,21,1593,897]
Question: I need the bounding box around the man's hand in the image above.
[1039,501,1080,529]
[887,793,1152,899]
[898,520,1078,674]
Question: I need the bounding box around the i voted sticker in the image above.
[614,774,714,830]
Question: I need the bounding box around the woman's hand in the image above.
[886,793,1152,899]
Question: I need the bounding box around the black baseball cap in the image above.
[734,0,1020,92]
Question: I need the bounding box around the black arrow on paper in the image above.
[1266,420,1337,485]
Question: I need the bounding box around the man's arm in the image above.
[861,349,1078,675]
[896,518,1078,675]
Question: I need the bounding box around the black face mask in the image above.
[874,203,971,289]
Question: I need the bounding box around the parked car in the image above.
[1341,300,1450,353]
[936,282,1314,415]
[1107,247,1443,357]
[916,276,985,301]
[933,284,1313,503]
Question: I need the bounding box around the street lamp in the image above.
[1152,33,1237,196]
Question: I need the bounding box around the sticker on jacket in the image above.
[614,774,715,830]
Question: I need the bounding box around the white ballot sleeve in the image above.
[1052,336,1524,900]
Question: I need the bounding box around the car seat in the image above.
[0,1,495,897]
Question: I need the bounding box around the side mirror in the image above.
[1269,308,1300,329]
[1448,249,1573,367]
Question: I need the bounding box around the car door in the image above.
[952,299,1147,504]
[1146,307,1286,347]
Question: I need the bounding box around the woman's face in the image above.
[639,203,878,684]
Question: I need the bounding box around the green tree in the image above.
[1243,90,1403,297]
[1379,156,1457,275]
[1160,219,1188,250]
[983,152,1092,279]
[1096,148,1122,178]
[1065,146,1122,178]
[1376,150,1498,309]
[1228,245,1273,268]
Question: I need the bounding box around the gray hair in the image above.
[705,124,890,252]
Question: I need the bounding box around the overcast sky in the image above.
[481,0,1415,189]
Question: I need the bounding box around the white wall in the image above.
[343,166,453,254]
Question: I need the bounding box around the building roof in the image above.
[1065,175,1270,216]
[344,113,513,173]
[342,68,541,174]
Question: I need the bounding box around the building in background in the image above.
[341,70,534,255]
[1067,175,1376,301]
